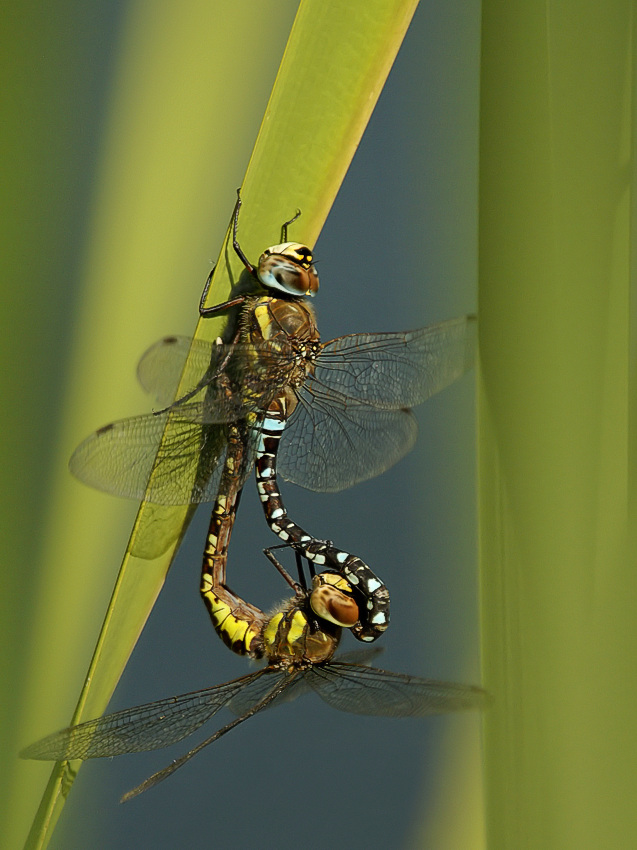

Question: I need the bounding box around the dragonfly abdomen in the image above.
[200,423,267,658]
[202,579,265,658]
[255,412,390,642]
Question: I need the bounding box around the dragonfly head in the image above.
[257,242,319,297]
[310,572,360,629]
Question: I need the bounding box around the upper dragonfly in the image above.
[22,546,486,802]
[70,192,476,640]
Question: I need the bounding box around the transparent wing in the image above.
[278,394,417,492]
[137,336,213,407]
[69,409,256,505]
[120,669,299,801]
[331,647,385,666]
[137,316,476,420]
[129,316,476,496]
[136,335,295,415]
[276,316,476,492]
[307,662,487,717]
[20,669,272,760]
[136,336,218,407]
[311,315,477,408]
[226,668,306,716]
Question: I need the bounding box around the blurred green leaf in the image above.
[479,1,635,847]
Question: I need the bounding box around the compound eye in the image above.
[310,584,359,628]
[257,242,319,296]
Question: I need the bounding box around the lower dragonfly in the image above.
[21,546,486,802]
[69,193,476,641]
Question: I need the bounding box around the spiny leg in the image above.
[262,544,304,591]
[262,545,325,633]
[200,189,252,317]
[200,188,305,317]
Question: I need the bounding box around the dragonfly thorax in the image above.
[262,598,341,667]
[257,242,319,297]
[250,296,319,342]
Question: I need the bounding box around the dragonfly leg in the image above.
[199,286,247,318]
[202,189,305,316]
[200,189,255,316]
[230,188,302,270]
[262,545,304,592]
[231,188,255,274]
[280,208,301,242]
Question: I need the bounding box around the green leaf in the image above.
[479,1,635,847]
[16,1,419,847]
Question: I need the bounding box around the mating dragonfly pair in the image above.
[22,192,484,799]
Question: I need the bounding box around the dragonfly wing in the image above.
[276,316,475,492]
[120,669,301,801]
[69,408,254,504]
[331,647,385,666]
[225,668,306,715]
[20,670,270,760]
[314,315,477,408]
[137,335,295,418]
[136,336,221,407]
[278,392,417,492]
[306,662,487,717]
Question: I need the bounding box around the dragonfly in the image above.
[21,546,486,802]
[70,192,476,640]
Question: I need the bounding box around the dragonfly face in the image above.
[309,571,360,629]
[257,241,319,297]
[262,569,361,667]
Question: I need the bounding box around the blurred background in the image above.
[1,2,481,847]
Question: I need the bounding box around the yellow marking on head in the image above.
[321,573,353,593]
